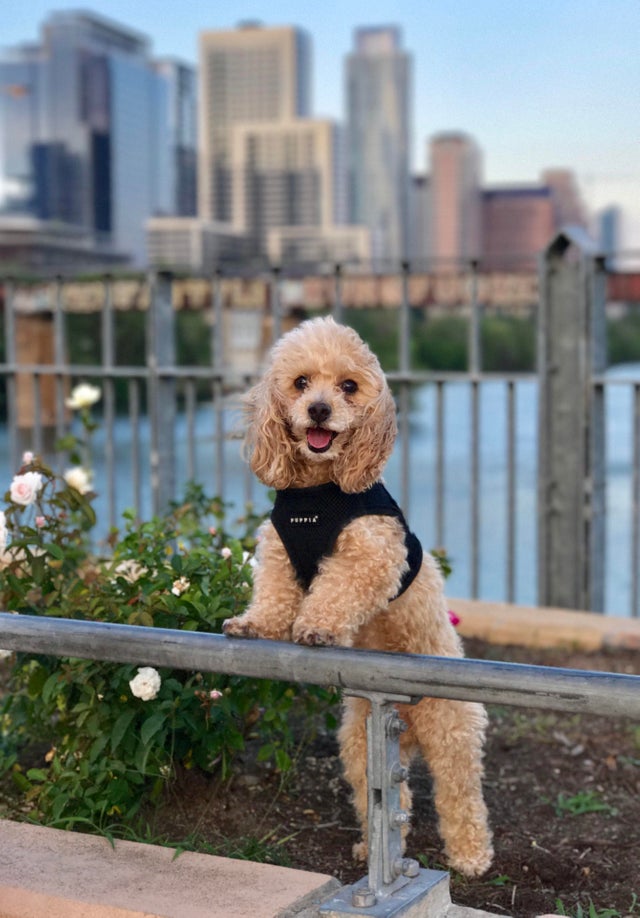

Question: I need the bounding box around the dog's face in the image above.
[245,317,397,492]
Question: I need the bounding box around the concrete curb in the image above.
[450,598,640,652]
[0,819,339,918]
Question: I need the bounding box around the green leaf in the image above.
[140,712,166,746]
[26,768,49,782]
[110,709,136,753]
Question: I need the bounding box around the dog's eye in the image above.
[294,375,309,391]
[340,379,358,395]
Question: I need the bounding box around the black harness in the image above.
[271,481,423,598]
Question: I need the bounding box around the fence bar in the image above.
[185,379,197,482]
[398,262,411,514]
[332,263,343,324]
[53,277,67,461]
[147,272,176,515]
[31,373,43,457]
[506,381,516,603]
[101,276,117,531]
[632,384,640,618]
[3,280,19,472]
[270,267,282,344]
[470,380,480,598]
[1,613,638,720]
[435,381,445,548]
[128,378,142,521]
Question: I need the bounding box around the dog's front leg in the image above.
[223,522,303,640]
[292,517,407,646]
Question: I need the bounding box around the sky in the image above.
[2,0,640,251]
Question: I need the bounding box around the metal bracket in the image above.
[321,692,450,916]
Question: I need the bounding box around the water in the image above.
[2,368,639,617]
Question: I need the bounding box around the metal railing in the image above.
[1,611,638,914]
[1,235,640,614]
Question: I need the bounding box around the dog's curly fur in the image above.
[223,316,493,878]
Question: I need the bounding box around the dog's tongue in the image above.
[307,427,333,450]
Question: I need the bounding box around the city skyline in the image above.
[2,0,639,253]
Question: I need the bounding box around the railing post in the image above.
[147,271,176,515]
[537,229,606,612]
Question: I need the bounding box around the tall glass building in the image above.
[0,11,191,265]
[345,26,411,266]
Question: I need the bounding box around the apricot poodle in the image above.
[223,316,493,878]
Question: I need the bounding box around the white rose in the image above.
[0,648,12,660]
[221,546,232,560]
[171,576,190,596]
[65,383,101,410]
[0,511,6,556]
[10,471,43,506]
[64,466,92,495]
[129,667,161,701]
[113,559,147,583]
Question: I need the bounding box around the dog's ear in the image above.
[333,384,397,493]
[243,376,297,489]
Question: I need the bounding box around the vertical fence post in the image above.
[398,261,411,515]
[537,229,606,612]
[147,271,176,515]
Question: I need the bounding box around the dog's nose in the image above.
[308,401,331,424]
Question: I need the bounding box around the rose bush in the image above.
[0,390,337,828]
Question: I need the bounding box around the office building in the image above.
[428,132,482,271]
[0,10,185,266]
[232,118,345,248]
[198,23,312,224]
[152,20,371,270]
[482,186,555,271]
[345,26,411,265]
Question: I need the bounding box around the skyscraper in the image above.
[428,132,482,270]
[154,59,198,217]
[0,10,187,265]
[345,26,411,265]
[198,23,312,224]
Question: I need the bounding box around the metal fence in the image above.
[1,230,640,614]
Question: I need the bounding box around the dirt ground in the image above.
[149,638,640,918]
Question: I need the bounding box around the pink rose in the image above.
[10,471,43,506]
[448,610,461,627]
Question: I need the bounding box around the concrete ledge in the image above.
[0,819,339,918]
[450,598,640,652]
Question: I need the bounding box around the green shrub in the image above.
[0,388,337,829]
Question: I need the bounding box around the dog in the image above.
[223,316,493,878]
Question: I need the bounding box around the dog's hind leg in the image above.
[410,697,493,878]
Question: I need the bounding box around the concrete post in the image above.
[537,229,606,612]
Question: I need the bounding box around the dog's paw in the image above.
[292,624,338,646]
[446,846,494,878]
[352,840,368,862]
[222,617,260,639]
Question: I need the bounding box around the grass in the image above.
[554,893,639,917]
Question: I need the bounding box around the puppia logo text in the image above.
[289,515,319,524]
